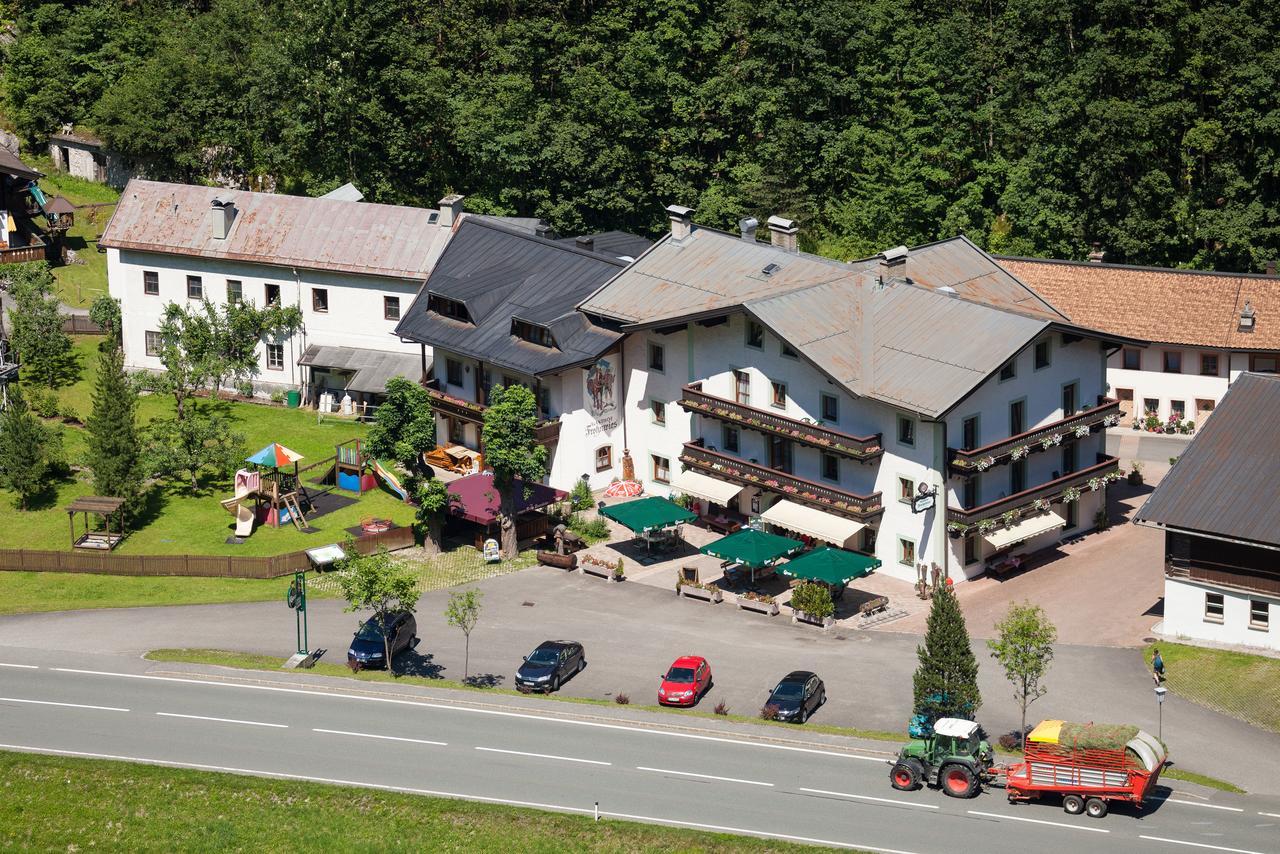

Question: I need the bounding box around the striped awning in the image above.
[672,469,743,506]
[760,499,864,547]
[982,511,1066,551]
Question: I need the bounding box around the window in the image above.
[1250,599,1270,631]
[962,476,978,510]
[1062,382,1077,416]
[781,341,799,359]
[820,393,839,423]
[312,287,329,313]
[897,415,915,447]
[1034,339,1051,370]
[1065,500,1078,530]
[1143,398,1160,417]
[144,330,162,357]
[961,416,978,451]
[266,343,285,371]
[898,477,914,502]
[445,358,463,387]
[502,375,519,390]
[771,381,787,408]
[745,320,764,350]
[512,319,555,348]
[226,279,242,304]
[898,537,916,568]
[1062,441,1077,474]
[722,425,740,453]
[265,283,281,306]
[186,275,203,300]
[964,534,978,566]
[768,437,793,473]
[143,270,159,295]
[648,342,665,372]
[1122,348,1141,370]
[821,453,839,481]
[428,294,469,321]
[1250,354,1278,373]
[652,455,670,484]
[538,386,552,417]
[1163,350,1182,373]
[999,360,1016,381]
[651,400,666,425]
[1170,399,1185,419]
[1011,458,1026,494]
[1200,353,1218,376]
[734,370,750,405]
[383,295,401,320]
[595,446,612,472]
[1204,592,1224,624]
[1009,400,1025,436]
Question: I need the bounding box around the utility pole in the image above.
[1154,686,1167,741]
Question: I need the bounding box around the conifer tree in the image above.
[0,391,60,510]
[912,581,982,724]
[86,345,142,513]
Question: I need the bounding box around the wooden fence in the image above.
[0,525,418,579]
[62,315,104,335]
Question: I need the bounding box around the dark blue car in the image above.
[347,611,417,670]
[515,640,585,693]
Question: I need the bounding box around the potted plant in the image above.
[789,582,835,628]
[737,590,780,616]
[1128,461,1144,485]
[612,559,625,582]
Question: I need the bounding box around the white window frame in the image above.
[144,330,162,357]
[266,343,285,371]
[898,536,917,568]
[1204,591,1224,624]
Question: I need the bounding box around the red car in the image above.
[658,655,712,706]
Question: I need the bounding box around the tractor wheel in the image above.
[1085,798,1108,819]
[940,764,978,799]
[890,760,923,792]
[1063,794,1085,815]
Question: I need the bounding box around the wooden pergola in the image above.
[66,496,127,551]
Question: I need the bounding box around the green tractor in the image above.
[889,717,995,799]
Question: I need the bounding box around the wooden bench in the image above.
[859,596,889,617]
[986,552,1029,579]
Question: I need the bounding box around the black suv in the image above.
[347,611,417,670]
[515,640,586,693]
[765,671,826,723]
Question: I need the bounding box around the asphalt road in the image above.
[1,650,1277,854]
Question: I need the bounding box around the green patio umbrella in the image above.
[599,496,697,533]
[699,527,804,581]
[779,546,880,587]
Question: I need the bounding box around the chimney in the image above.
[1087,243,1106,263]
[739,217,759,243]
[1239,300,1257,332]
[878,245,909,270]
[438,193,465,228]
[574,235,595,253]
[666,205,695,241]
[767,215,798,253]
[209,197,235,240]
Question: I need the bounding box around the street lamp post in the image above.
[1154,685,1167,741]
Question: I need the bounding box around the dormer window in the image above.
[512,318,555,348]
[1240,301,1256,332]
[428,294,470,322]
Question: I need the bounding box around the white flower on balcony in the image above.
[1011,445,1029,461]
[1074,424,1091,438]
[975,455,996,472]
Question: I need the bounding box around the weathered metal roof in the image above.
[395,218,625,376]
[1134,372,1280,546]
[0,148,41,181]
[318,182,364,202]
[558,230,654,261]
[297,344,422,394]
[101,180,452,281]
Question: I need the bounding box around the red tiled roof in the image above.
[999,257,1280,351]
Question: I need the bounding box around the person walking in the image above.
[1152,648,1165,684]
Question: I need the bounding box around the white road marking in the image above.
[1258,811,1280,818]
[966,810,1109,833]
[475,747,611,766]
[0,663,38,669]
[1165,799,1245,813]
[637,766,773,787]
[156,712,286,729]
[313,728,446,747]
[50,667,884,761]
[0,742,917,853]
[799,787,939,809]
[0,696,128,712]
[1139,835,1268,854]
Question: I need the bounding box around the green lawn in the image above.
[0,573,310,616]
[1146,642,1280,734]
[0,750,823,852]
[25,154,121,309]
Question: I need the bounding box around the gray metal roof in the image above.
[558,230,654,261]
[318,182,364,202]
[1134,372,1280,546]
[101,180,452,281]
[395,218,625,376]
[0,148,41,181]
[297,344,422,394]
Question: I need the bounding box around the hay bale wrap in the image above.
[1029,720,1148,768]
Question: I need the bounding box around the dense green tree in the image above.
[480,384,548,558]
[366,376,435,471]
[0,390,63,509]
[912,581,982,725]
[142,412,246,493]
[3,263,75,388]
[88,295,122,351]
[412,477,453,556]
[337,543,421,675]
[86,344,142,512]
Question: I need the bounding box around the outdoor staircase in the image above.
[281,492,307,531]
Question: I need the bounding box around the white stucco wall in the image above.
[1107,344,1230,426]
[1163,577,1277,651]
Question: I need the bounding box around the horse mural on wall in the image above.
[585,357,617,418]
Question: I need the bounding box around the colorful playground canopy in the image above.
[246,443,304,468]
[446,472,567,526]
[599,496,696,533]
[699,527,803,569]
[779,546,880,587]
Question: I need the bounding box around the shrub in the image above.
[759,704,780,720]
[569,514,610,542]
[28,388,60,420]
[1169,456,1179,466]
[270,390,286,404]
[614,692,630,705]
[669,492,695,509]
[1093,508,1110,531]
[612,559,624,580]
[714,701,730,716]
[569,478,594,511]
[790,582,834,620]
[998,733,1022,752]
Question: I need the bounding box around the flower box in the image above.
[791,610,835,629]
[680,585,723,604]
[736,596,779,616]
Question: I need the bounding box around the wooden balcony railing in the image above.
[949,397,1120,473]
[679,382,882,462]
[946,456,1122,532]
[1167,560,1280,598]
[423,378,561,445]
[679,440,883,521]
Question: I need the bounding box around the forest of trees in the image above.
[4,0,1279,270]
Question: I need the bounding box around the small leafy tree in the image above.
[86,344,142,514]
[987,602,1058,748]
[89,295,122,350]
[789,582,834,620]
[143,413,246,492]
[149,302,216,421]
[0,391,63,509]
[413,477,453,555]
[337,544,421,676]
[367,376,435,470]
[912,581,982,724]
[444,587,483,681]
[568,478,593,511]
[481,384,547,557]
[5,262,75,387]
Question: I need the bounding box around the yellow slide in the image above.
[221,469,260,537]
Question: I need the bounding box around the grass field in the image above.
[0,750,824,852]
[0,573,309,616]
[25,154,120,309]
[1146,641,1280,734]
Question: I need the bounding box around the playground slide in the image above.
[370,459,408,502]
[220,497,256,537]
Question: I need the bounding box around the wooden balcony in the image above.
[679,440,883,521]
[949,397,1120,473]
[423,378,561,445]
[0,241,47,265]
[679,382,882,462]
[947,456,1122,530]
[1166,560,1280,599]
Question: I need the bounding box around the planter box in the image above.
[791,610,835,628]
[736,597,779,616]
[581,562,613,580]
[679,585,723,604]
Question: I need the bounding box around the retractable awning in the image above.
[672,469,742,506]
[760,499,864,546]
[982,511,1066,551]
